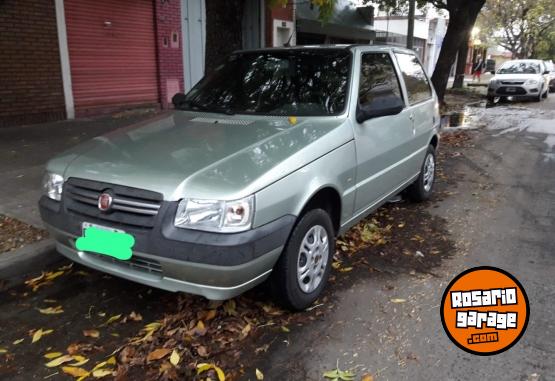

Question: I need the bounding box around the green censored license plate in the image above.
[76,224,135,261]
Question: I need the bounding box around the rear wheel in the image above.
[271,209,334,310]
[406,145,436,202]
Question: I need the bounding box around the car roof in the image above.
[236,44,417,55]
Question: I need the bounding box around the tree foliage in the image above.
[479,0,555,58]
[365,0,486,101]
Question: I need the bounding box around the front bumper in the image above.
[40,196,295,299]
[488,83,542,98]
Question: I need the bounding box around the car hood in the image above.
[492,73,542,81]
[52,111,352,200]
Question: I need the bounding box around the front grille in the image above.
[90,253,162,275]
[64,178,163,229]
[497,86,527,95]
[501,81,524,85]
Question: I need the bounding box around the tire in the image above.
[534,87,543,102]
[542,88,548,99]
[406,145,436,202]
[271,209,335,311]
[487,95,495,103]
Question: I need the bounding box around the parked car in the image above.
[39,46,440,310]
[544,60,555,92]
[487,59,550,102]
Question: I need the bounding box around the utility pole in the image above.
[407,0,415,49]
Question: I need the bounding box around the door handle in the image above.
[409,114,415,121]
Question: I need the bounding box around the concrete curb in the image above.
[0,239,64,285]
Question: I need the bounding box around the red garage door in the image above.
[65,0,159,115]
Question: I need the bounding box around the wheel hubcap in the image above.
[423,153,435,192]
[297,225,329,294]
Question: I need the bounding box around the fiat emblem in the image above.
[98,193,113,212]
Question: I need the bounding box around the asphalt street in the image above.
[0,96,553,380]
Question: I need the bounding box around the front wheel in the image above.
[406,145,436,202]
[534,87,543,102]
[271,209,335,310]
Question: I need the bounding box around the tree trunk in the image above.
[431,0,486,102]
[452,30,471,89]
[205,0,245,74]
[407,0,415,49]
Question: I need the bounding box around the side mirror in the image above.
[356,95,404,123]
[172,93,187,108]
[543,70,550,75]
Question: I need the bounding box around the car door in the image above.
[393,52,436,174]
[352,51,415,214]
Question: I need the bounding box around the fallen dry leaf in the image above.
[45,270,64,281]
[205,309,217,321]
[12,338,24,345]
[390,298,407,303]
[256,368,264,380]
[103,314,122,326]
[92,356,116,371]
[223,299,237,316]
[197,363,225,381]
[193,320,207,336]
[92,369,113,378]
[146,348,172,362]
[241,323,252,339]
[38,305,64,315]
[32,328,53,343]
[70,355,89,367]
[83,329,100,338]
[127,311,143,322]
[0,348,7,354]
[45,354,74,367]
[44,352,63,359]
[62,366,89,377]
[361,374,374,381]
[169,349,180,366]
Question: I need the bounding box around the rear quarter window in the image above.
[394,53,432,105]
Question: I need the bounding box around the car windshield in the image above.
[498,61,540,74]
[180,49,352,116]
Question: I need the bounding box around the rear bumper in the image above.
[40,196,294,299]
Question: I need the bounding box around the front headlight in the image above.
[42,173,64,201]
[174,195,254,233]
[526,79,538,85]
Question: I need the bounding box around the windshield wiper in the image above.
[180,100,235,115]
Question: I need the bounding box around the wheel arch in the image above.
[297,185,342,236]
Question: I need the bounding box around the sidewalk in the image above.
[445,74,492,98]
[0,109,159,227]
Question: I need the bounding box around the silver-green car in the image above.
[40,45,439,310]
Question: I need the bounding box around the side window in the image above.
[358,52,404,108]
[394,53,432,105]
